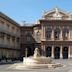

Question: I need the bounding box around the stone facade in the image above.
[0,8,72,59]
[20,8,72,59]
[0,12,20,59]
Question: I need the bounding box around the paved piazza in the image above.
[0,59,72,72]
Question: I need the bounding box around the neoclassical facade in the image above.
[20,8,72,59]
[0,8,72,59]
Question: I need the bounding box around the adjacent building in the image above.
[0,12,20,59]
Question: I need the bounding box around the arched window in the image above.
[63,27,69,40]
[46,28,52,40]
[54,28,60,40]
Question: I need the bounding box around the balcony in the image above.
[0,44,20,50]
[41,37,72,42]
[0,26,20,37]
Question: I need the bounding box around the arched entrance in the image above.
[46,47,52,57]
[63,47,68,59]
[54,47,60,59]
[25,46,33,57]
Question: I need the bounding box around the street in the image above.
[0,59,72,72]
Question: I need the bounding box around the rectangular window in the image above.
[0,32,4,39]
[46,30,52,40]
[54,32,60,40]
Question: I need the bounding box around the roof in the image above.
[0,12,20,27]
[42,7,72,20]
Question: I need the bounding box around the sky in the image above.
[0,0,72,25]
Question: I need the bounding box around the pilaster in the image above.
[68,46,71,59]
[51,29,54,40]
[60,29,63,40]
[41,44,46,56]
[69,29,70,40]
[60,46,63,58]
[52,46,54,58]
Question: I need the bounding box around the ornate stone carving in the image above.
[33,48,40,58]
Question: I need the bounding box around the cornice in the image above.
[0,12,20,27]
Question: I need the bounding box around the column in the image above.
[69,29,70,40]
[42,25,46,40]
[41,25,43,39]
[41,45,43,56]
[6,50,9,58]
[52,46,54,58]
[68,46,70,59]
[10,37,12,47]
[14,38,17,49]
[60,29,63,40]
[42,25,44,39]
[60,46,63,59]
[43,26,46,40]
[4,34,7,45]
[51,29,54,40]
[43,45,46,56]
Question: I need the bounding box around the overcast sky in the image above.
[0,0,72,25]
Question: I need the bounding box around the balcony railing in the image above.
[41,37,71,41]
[0,26,20,37]
[0,44,20,50]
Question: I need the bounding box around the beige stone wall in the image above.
[0,17,20,36]
[70,46,72,57]
[0,49,20,58]
[33,26,41,42]
[0,14,20,59]
[0,17,20,50]
[70,27,72,40]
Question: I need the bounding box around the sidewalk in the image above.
[0,60,21,65]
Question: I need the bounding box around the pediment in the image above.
[43,8,72,20]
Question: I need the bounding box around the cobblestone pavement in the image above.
[0,59,72,72]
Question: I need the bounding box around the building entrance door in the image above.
[63,47,68,59]
[46,47,52,57]
[54,47,60,59]
[26,46,33,57]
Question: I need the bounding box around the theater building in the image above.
[20,8,72,59]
